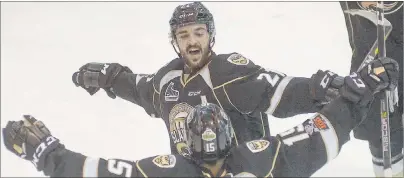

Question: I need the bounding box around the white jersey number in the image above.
[107,159,133,178]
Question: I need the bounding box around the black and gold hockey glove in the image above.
[2,115,60,172]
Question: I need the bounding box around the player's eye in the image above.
[194,31,205,37]
[178,34,189,40]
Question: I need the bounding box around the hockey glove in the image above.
[309,70,342,105]
[339,57,399,107]
[2,115,60,172]
[72,62,133,99]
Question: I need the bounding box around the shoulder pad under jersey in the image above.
[208,52,262,87]
[226,137,281,177]
[153,58,184,93]
[136,154,202,177]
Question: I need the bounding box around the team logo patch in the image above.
[152,155,176,168]
[169,103,194,157]
[227,53,249,65]
[165,82,179,101]
[313,115,329,130]
[202,128,216,141]
[303,114,330,135]
[357,1,403,15]
[246,139,270,153]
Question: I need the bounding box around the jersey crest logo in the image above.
[202,128,216,141]
[227,53,249,65]
[165,82,179,101]
[312,115,329,130]
[303,114,330,135]
[169,103,194,157]
[152,155,176,168]
[246,139,270,153]
[357,1,403,15]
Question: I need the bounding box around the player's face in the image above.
[175,24,210,70]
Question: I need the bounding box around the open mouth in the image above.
[188,48,201,55]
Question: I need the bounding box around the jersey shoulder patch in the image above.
[209,53,261,87]
[246,139,270,153]
[152,154,176,168]
[137,154,202,177]
[226,53,250,65]
[226,137,280,177]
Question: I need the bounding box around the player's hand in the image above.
[340,57,399,106]
[2,115,60,171]
[359,57,399,92]
[309,70,341,104]
[72,62,132,98]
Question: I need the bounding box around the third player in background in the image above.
[340,1,403,177]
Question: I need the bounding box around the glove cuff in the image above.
[31,136,60,172]
[42,144,66,176]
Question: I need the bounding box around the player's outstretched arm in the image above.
[214,53,344,118]
[2,115,201,177]
[274,57,399,176]
[264,69,342,118]
[226,57,398,177]
[72,62,161,118]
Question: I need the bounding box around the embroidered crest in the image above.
[227,53,249,65]
[152,155,176,168]
[169,103,194,157]
[357,1,403,14]
[202,128,216,142]
[165,82,179,101]
[313,115,329,130]
[246,139,270,153]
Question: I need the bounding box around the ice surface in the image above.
[1,2,375,177]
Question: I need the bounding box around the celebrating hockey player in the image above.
[3,57,399,177]
[340,1,403,177]
[71,2,344,157]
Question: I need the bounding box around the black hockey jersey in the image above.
[41,97,357,177]
[225,97,356,177]
[111,52,324,157]
[340,1,402,113]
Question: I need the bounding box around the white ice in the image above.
[1,2,375,177]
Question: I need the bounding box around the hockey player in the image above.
[340,2,403,176]
[3,57,399,177]
[71,2,344,157]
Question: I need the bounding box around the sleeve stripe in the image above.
[319,114,340,162]
[82,157,100,177]
[265,76,293,115]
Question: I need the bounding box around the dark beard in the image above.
[184,50,211,74]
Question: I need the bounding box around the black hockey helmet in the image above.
[169,2,216,56]
[185,103,233,164]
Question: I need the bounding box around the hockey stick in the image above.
[375,2,393,177]
[330,9,392,87]
[344,7,394,177]
[343,9,392,71]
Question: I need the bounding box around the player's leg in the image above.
[353,63,403,177]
